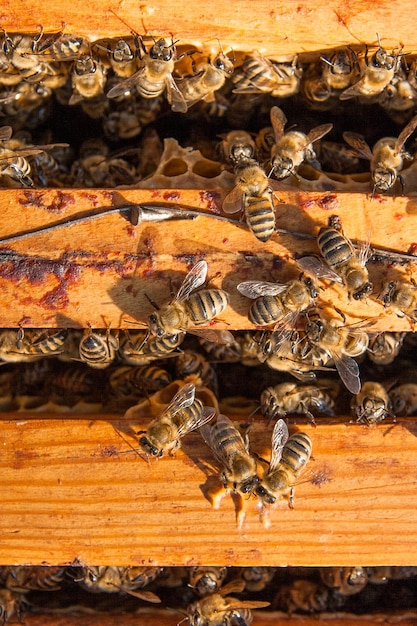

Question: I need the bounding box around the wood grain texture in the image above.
[1,413,417,566]
[0,188,416,331]
[0,0,414,58]
[15,610,417,626]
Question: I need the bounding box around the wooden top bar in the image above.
[1,414,417,567]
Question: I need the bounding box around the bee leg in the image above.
[145,293,160,310]
[288,487,295,509]
[303,407,316,427]
[398,174,406,196]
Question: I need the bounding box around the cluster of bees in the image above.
[1,25,417,192]
[0,564,416,621]
[2,24,417,625]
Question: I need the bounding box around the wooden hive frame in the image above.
[1,1,417,624]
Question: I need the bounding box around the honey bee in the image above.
[367,566,417,582]
[255,419,312,509]
[184,579,270,626]
[222,160,276,242]
[2,566,66,592]
[119,330,186,365]
[220,130,256,167]
[389,383,417,416]
[367,332,405,365]
[198,336,242,363]
[316,140,361,174]
[351,381,392,424]
[78,326,119,369]
[268,105,333,180]
[343,114,417,193]
[231,51,301,98]
[107,32,187,112]
[298,215,372,300]
[48,364,106,407]
[0,329,65,363]
[274,579,330,614]
[69,53,107,104]
[237,567,276,592]
[137,382,215,457]
[147,260,231,343]
[200,413,259,495]
[339,38,403,100]
[172,48,235,113]
[303,310,369,394]
[380,279,417,322]
[319,567,368,595]
[261,382,334,424]
[175,350,219,395]
[0,589,23,624]
[109,364,171,402]
[97,34,141,78]
[321,48,359,92]
[188,567,227,596]
[74,566,162,602]
[237,275,318,328]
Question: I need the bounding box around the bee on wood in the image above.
[367,332,405,365]
[78,326,119,369]
[351,381,393,424]
[261,382,334,424]
[268,105,333,180]
[303,310,370,394]
[389,383,417,416]
[69,52,107,104]
[106,28,187,112]
[339,38,403,100]
[74,566,162,603]
[343,114,417,193]
[255,418,312,509]
[184,579,270,626]
[188,567,227,596]
[172,47,234,113]
[96,34,141,79]
[200,413,259,495]
[147,260,231,344]
[222,160,276,242]
[237,275,318,328]
[298,214,372,300]
[321,48,359,92]
[319,567,368,595]
[380,279,417,322]
[137,382,216,458]
[231,51,301,98]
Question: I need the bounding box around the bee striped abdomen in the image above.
[249,295,284,325]
[281,433,313,475]
[246,196,275,242]
[318,227,353,267]
[186,289,229,323]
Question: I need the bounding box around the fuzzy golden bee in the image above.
[268,105,333,179]
[78,326,119,369]
[343,114,417,193]
[351,381,393,424]
[389,383,417,416]
[261,382,334,424]
[147,260,231,343]
[137,382,215,458]
[298,215,372,300]
[255,418,312,509]
[380,278,417,322]
[74,566,162,603]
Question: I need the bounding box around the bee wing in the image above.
[270,106,287,142]
[224,599,271,610]
[306,123,333,144]
[121,588,161,603]
[333,352,361,395]
[268,418,289,472]
[297,256,343,283]
[157,382,196,421]
[165,74,188,113]
[176,406,216,439]
[357,240,372,267]
[176,260,208,301]
[201,414,249,468]
[0,125,13,141]
[339,80,366,101]
[107,65,146,98]
[270,312,300,353]
[0,148,43,160]
[342,132,373,160]
[31,142,70,152]
[186,328,235,344]
[395,114,417,153]
[222,185,244,215]
[237,280,287,298]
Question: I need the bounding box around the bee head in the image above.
[352,281,373,300]
[139,435,162,457]
[373,167,396,191]
[239,475,260,494]
[255,484,276,505]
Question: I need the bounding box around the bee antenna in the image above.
[320,55,333,67]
